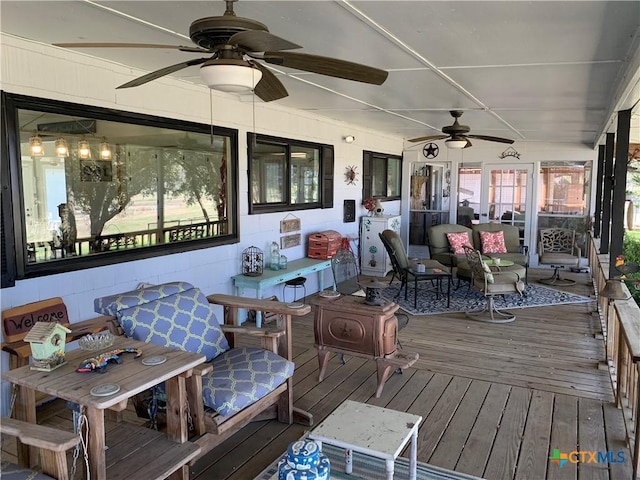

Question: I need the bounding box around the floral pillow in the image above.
[480,231,508,254]
[446,232,472,254]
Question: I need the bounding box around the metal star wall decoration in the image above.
[423,142,439,159]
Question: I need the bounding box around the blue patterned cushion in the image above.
[1,462,54,480]
[116,288,229,361]
[202,347,294,417]
[94,281,194,317]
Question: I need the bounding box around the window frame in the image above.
[362,150,402,202]
[1,91,239,285]
[247,133,334,214]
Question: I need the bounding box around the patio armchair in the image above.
[538,228,581,286]
[94,282,312,457]
[1,417,80,480]
[463,245,524,323]
[379,229,442,301]
[471,223,529,283]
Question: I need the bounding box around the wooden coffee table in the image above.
[308,400,422,480]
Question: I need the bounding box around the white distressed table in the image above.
[308,400,422,480]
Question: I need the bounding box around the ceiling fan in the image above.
[408,111,514,149]
[53,0,388,102]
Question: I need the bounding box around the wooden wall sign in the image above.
[280,216,301,233]
[280,234,301,249]
[2,297,70,343]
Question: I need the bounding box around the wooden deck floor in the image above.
[190,269,631,480]
[4,269,633,479]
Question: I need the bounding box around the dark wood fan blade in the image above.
[464,139,473,148]
[253,62,289,102]
[229,31,301,52]
[408,134,448,143]
[264,51,388,85]
[467,134,514,144]
[53,42,209,53]
[117,57,209,89]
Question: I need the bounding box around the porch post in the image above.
[600,132,615,254]
[594,144,605,238]
[610,109,631,276]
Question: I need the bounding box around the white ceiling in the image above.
[1,0,639,147]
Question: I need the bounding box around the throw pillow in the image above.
[481,261,495,283]
[117,288,230,361]
[446,232,472,254]
[479,231,507,254]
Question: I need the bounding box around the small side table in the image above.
[308,400,422,480]
[405,262,451,309]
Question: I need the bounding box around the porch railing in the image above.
[589,234,640,478]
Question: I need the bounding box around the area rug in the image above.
[255,442,483,479]
[384,282,591,316]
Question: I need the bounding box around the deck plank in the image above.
[547,394,578,480]
[428,380,491,469]
[456,382,512,477]
[482,386,531,480]
[578,398,609,480]
[514,390,554,480]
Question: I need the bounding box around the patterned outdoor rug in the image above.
[255,442,483,479]
[384,281,592,316]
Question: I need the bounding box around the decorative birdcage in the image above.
[242,246,264,276]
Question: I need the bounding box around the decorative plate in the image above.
[287,302,305,309]
[142,355,167,366]
[319,290,340,298]
[90,383,120,397]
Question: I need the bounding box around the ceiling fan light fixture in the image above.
[199,60,263,92]
[55,137,69,158]
[445,138,467,149]
[29,133,44,157]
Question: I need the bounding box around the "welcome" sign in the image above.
[2,297,70,343]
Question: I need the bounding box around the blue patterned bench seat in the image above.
[94,282,294,418]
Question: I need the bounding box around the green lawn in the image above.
[627,231,640,241]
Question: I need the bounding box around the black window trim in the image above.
[1,91,240,283]
[247,132,334,214]
[362,149,403,203]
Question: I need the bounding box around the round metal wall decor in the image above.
[422,142,439,159]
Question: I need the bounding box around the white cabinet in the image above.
[360,215,401,277]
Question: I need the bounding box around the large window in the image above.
[362,150,402,201]
[1,92,238,285]
[248,133,334,214]
[538,161,592,253]
[538,162,591,215]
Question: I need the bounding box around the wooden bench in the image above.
[1,417,79,480]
